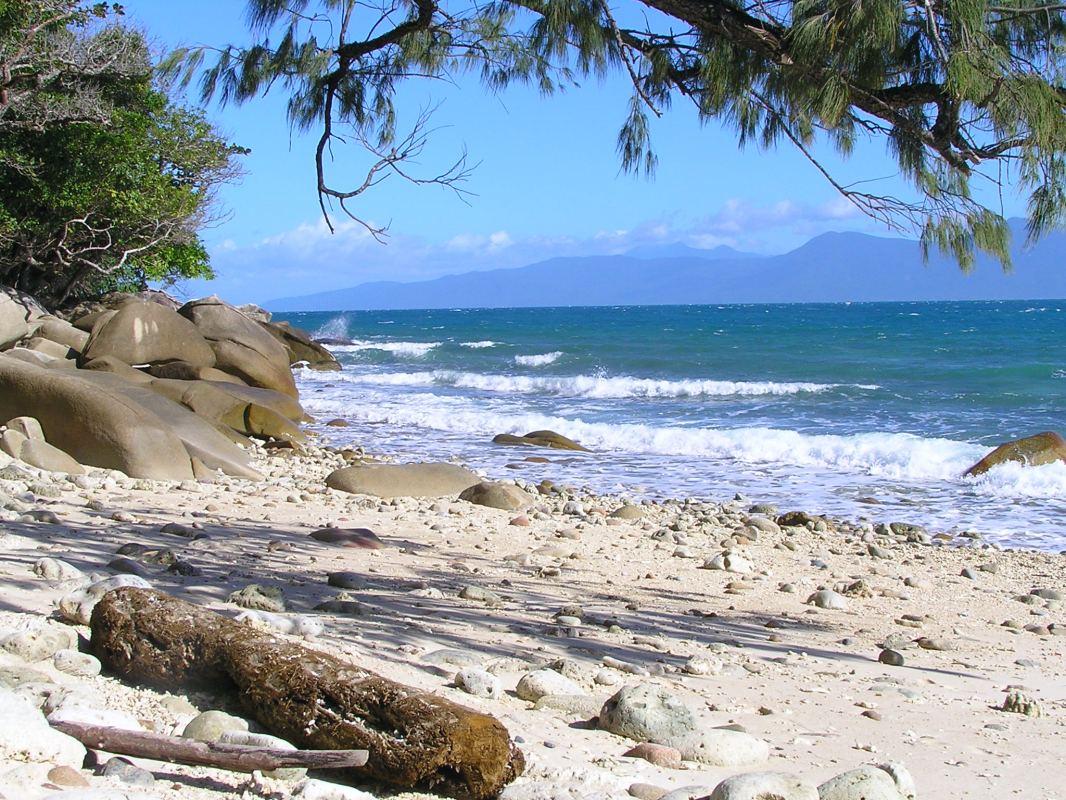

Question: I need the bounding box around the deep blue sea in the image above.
[274,301,1066,550]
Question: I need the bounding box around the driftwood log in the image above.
[89,588,524,799]
[50,720,369,772]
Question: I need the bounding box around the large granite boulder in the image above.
[147,361,246,384]
[82,300,216,368]
[33,316,89,353]
[0,356,195,480]
[260,320,341,371]
[80,355,154,384]
[964,431,1066,477]
[0,286,46,349]
[492,429,589,451]
[179,297,297,397]
[326,463,481,498]
[73,371,262,480]
[147,378,304,444]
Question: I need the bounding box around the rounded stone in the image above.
[515,669,584,702]
[181,710,249,742]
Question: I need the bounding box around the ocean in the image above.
[273,301,1066,551]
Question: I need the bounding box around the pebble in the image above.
[628,784,668,800]
[2,626,78,663]
[32,557,83,583]
[709,771,818,800]
[459,585,503,606]
[327,571,368,590]
[623,742,683,769]
[515,669,584,702]
[220,730,305,780]
[182,710,249,742]
[99,756,155,787]
[310,527,384,549]
[228,584,287,612]
[454,667,502,699]
[878,649,905,666]
[53,650,102,677]
[806,589,848,610]
[46,765,89,788]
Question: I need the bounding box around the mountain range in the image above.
[265,221,1066,311]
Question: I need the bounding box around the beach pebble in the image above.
[327,571,368,590]
[182,710,249,742]
[455,667,502,699]
[459,585,503,606]
[709,771,818,800]
[818,762,915,800]
[46,764,89,788]
[99,756,155,788]
[806,589,848,610]
[623,742,683,769]
[2,625,77,662]
[53,650,101,677]
[33,557,83,583]
[515,669,584,701]
[702,551,753,574]
[628,784,668,800]
[611,505,644,520]
[310,527,384,549]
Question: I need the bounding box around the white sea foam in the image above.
[515,352,563,367]
[460,341,498,349]
[311,369,874,398]
[329,340,441,357]
[300,386,1066,504]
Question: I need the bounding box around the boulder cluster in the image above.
[0,288,338,482]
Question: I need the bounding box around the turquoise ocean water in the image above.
[274,301,1066,550]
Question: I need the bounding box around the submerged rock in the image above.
[965,431,1066,476]
[492,430,589,452]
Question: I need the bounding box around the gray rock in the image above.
[2,626,78,662]
[99,756,155,788]
[32,557,83,583]
[182,710,249,742]
[455,667,502,699]
[53,650,101,677]
[515,669,584,702]
[326,462,480,499]
[459,481,532,511]
[710,771,818,800]
[818,763,915,800]
[806,589,848,610]
[0,688,85,767]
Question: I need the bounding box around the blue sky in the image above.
[125,1,1025,304]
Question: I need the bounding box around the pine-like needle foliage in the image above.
[166,0,1066,266]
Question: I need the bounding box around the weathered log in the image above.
[89,588,524,800]
[49,720,369,772]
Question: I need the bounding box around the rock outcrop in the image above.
[82,299,216,368]
[964,431,1066,477]
[261,320,341,371]
[0,355,196,480]
[0,287,46,349]
[91,588,524,799]
[179,296,297,397]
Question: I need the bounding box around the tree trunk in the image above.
[90,588,524,800]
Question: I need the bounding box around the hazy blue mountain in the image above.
[624,242,755,260]
[266,223,1066,311]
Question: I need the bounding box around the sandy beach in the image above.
[1,431,1063,800]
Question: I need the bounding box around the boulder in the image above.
[261,320,341,371]
[146,378,305,443]
[73,370,262,480]
[0,688,85,768]
[23,336,74,360]
[964,431,1066,477]
[709,772,818,800]
[34,316,90,353]
[817,763,915,800]
[80,355,153,384]
[459,481,532,511]
[7,436,85,474]
[147,361,247,384]
[0,286,46,349]
[0,355,195,480]
[82,299,216,368]
[1,347,68,369]
[326,462,481,498]
[492,429,589,451]
[179,296,297,397]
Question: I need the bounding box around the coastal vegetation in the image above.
[0,1,244,307]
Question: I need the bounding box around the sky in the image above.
[124,1,1026,305]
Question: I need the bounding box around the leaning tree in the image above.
[167,0,1066,267]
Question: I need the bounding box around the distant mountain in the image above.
[265,223,1066,311]
[624,242,755,260]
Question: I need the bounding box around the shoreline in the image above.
[2,429,1064,800]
